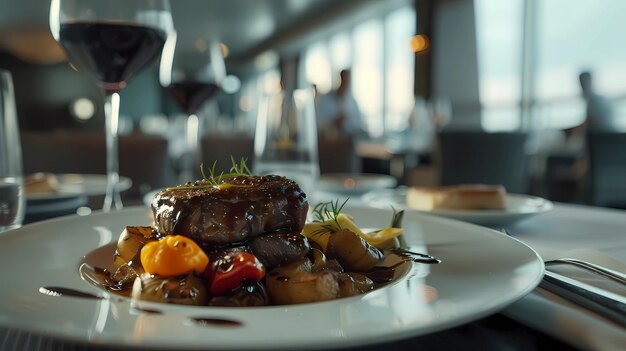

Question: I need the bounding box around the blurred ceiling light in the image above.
[195,38,208,53]
[222,75,241,94]
[0,27,67,65]
[219,43,229,58]
[410,34,430,53]
[254,50,279,70]
[70,97,96,121]
[262,71,282,94]
[239,96,253,112]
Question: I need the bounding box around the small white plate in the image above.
[0,206,543,350]
[362,187,553,227]
[26,174,133,201]
[318,173,397,195]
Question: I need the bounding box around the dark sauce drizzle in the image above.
[366,248,441,284]
[79,263,132,296]
[131,305,163,315]
[390,247,441,264]
[191,317,243,327]
[38,286,103,300]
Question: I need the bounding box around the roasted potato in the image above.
[337,272,374,297]
[115,226,159,268]
[131,273,207,306]
[265,258,339,305]
[327,230,383,271]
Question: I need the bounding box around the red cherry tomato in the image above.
[206,252,265,295]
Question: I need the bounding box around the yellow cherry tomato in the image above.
[140,235,209,276]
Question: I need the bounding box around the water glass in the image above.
[254,88,320,198]
[0,70,24,232]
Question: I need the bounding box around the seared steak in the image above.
[152,175,308,247]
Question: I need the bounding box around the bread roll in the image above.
[25,172,59,195]
[407,184,506,210]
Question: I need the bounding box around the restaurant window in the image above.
[353,19,384,137]
[328,32,352,86]
[304,42,332,94]
[300,4,416,138]
[384,7,416,132]
[534,0,626,130]
[474,0,523,131]
[475,0,626,131]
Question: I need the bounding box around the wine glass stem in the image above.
[103,92,123,212]
[182,113,201,182]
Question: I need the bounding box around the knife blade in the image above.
[540,270,626,328]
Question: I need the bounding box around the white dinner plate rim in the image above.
[26,173,133,201]
[362,187,553,226]
[0,206,544,350]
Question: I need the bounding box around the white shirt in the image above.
[315,91,361,134]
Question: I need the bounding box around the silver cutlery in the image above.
[541,258,626,327]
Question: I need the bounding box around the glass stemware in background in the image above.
[49,0,174,211]
[0,70,24,232]
[160,35,226,182]
[430,97,452,129]
[254,88,320,198]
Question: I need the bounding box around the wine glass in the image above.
[254,88,320,198]
[159,34,226,182]
[0,70,24,232]
[50,0,175,211]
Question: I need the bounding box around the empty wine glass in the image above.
[50,0,175,211]
[254,88,320,198]
[160,34,226,182]
[0,70,24,232]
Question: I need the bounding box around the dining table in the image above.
[0,195,624,350]
[317,193,626,350]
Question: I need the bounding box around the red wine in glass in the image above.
[165,81,219,115]
[50,0,173,212]
[59,21,166,94]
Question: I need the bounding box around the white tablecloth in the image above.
[501,203,626,350]
[333,192,626,350]
[507,203,626,262]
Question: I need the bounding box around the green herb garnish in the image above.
[390,206,408,248]
[311,198,349,236]
[229,155,252,176]
[167,157,252,191]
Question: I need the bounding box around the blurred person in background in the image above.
[315,69,362,137]
[567,71,617,180]
[578,71,616,133]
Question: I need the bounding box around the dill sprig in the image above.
[390,206,404,228]
[310,199,349,236]
[229,155,252,176]
[166,157,252,191]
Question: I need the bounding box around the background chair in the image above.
[21,131,176,200]
[318,135,359,174]
[436,131,529,193]
[587,132,626,208]
[200,133,255,174]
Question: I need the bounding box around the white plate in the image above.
[362,187,553,227]
[318,173,397,195]
[0,206,543,350]
[26,174,133,201]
